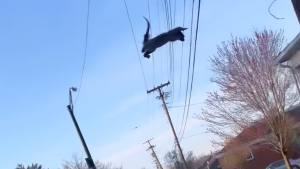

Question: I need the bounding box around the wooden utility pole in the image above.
[147,82,188,169]
[143,138,164,169]
[292,0,300,24]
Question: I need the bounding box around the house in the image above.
[197,155,222,169]
[275,32,300,74]
[213,104,300,169]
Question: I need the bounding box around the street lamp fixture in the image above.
[70,87,78,92]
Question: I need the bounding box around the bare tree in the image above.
[62,154,122,169]
[192,154,216,169]
[164,150,182,169]
[222,149,246,169]
[192,154,211,168]
[163,150,196,169]
[221,138,248,169]
[16,163,47,169]
[196,29,300,169]
[16,164,26,169]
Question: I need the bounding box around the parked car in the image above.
[266,159,300,169]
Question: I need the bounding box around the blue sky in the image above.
[0,0,299,169]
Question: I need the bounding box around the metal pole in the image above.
[67,88,96,169]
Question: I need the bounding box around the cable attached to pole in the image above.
[180,0,201,141]
[178,0,195,137]
[74,0,91,107]
[123,0,148,90]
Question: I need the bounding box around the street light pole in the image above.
[67,87,96,169]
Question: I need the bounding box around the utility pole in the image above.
[147,82,188,169]
[67,87,96,169]
[292,0,300,24]
[143,138,163,169]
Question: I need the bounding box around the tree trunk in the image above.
[281,151,292,169]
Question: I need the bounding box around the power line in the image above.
[146,0,155,88]
[181,0,202,141]
[123,0,148,90]
[145,0,157,128]
[168,102,202,108]
[178,0,187,103]
[168,0,173,29]
[181,132,206,139]
[170,41,175,106]
[146,0,152,37]
[148,0,155,128]
[169,0,175,106]
[160,0,167,31]
[172,0,176,94]
[156,0,163,83]
[165,0,175,106]
[169,44,173,103]
[74,0,91,107]
[163,0,171,84]
[178,0,196,137]
[123,0,150,129]
[161,0,173,106]
[160,0,169,84]
[176,0,187,133]
[147,95,150,126]
[268,0,285,20]
[173,0,177,28]
[163,0,171,30]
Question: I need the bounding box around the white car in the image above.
[266,159,300,169]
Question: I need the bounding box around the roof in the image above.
[197,155,213,169]
[275,32,300,63]
[286,104,300,120]
[197,155,219,169]
[239,104,300,140]
[214,104,300,158]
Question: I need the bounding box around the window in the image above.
[245,151,254,161]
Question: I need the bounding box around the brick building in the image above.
[197,155,221,169]
[213,105,300,169]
